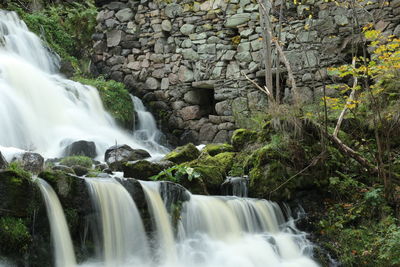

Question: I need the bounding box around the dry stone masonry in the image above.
[92,0,400,144]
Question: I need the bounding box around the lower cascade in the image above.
[35,177,319,267]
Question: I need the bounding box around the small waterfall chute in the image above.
[36,178,77,267]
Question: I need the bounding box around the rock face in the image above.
[0,151,7,169]
[92,0,400,144]
[105,144,151,171]
[64,140,97,158]
[11,152,44,174]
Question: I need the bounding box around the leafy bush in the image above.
[151,165,201,183]
[60,155,93,168]
[73,76,134,128]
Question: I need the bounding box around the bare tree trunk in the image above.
[259,0,274,97]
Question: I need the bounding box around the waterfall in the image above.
[36,178,77,267]
[0,10,167,159]
[139,181,178,265]
[131,95,169,155]
[85,178,150,266]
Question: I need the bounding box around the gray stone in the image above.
[235,51,252,62]
[178,66,194,82]
[181,39,193,48]
[199,124,218,142]
[197,44,216,54]
[96,10,114,22]
[189,32,207,40]
[107,30,122,47]
[212,67,223,78]
[107,56,125,65]
[127,61,141,70]
[226,62,240,78]
[106,2,127,10]
[64,140,97,158]
[207,36,221,44]
[152,24,162,32]
[161,78,169,90]
[222,50,236,61]
[244,3,258,12]
[152,69,165,79]
[192,80,216,89]
[145,77,160,90]
[213,130,229,143]
[240,28,254,38]
[11,152,44,174]
[334,14,349,26]
[182,49,199,60]
[215,100,232,116]
[165,4,183,18]
[298,31,318,43]
[179,105,202,120]
[184,90,210,105]
[161,20,172,31]
[302,73,313,82]
[154,39,165,54]
[394,24,400,37]
[303,51,318,67]
[238,42,251,52]
[105,19,119,28]
[180,24,195,35]
[171,101,186,110]
[225,13,251,28]
[116,8,133,22]
[250,39,262,51]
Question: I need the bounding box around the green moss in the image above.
[123,160,164,180]
[203,143,234,156]
[0,217,31,255]
[60,156,93,168]
[164,143,200,164]
[73,76,134,128]
[231,129,258,150]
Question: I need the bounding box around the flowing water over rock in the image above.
[36,178,77,267]
[0,11,167,159]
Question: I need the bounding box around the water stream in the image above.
[36,178,77,267]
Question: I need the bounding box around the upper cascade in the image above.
[0,10,167,159]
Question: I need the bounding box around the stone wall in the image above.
[91,0,400,145]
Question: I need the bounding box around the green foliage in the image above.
[203,143,234,156]
[7,1,97,73]
[151,165,201,183]
[60,156,93,168]
[7,162,31,178]
[0,217,31,254]
[73,76,134,128]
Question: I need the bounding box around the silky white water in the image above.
[0,10,167,160]
[36,178,77,267]
[85,178,150,266]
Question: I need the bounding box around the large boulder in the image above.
[105,144,151,171]
[64,140,97,158]
[123,160,164,180]
[203,143,234,156]
[0,151,7,169]
[164,143,200,164]
[11,152,44,174]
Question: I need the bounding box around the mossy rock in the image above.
[123,160,164,180]
[203,143,234,156]
[164,143,200,164]
[231,129,258,151]
[186,152,235,194]
[0,217,32,256]
[60,156,93,169]
[0,170,36,217]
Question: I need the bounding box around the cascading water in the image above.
[139,181,178,265]
[0,10,167,159]
[85,178,150,266]
[130,95,169,156]
[36,178,77,267]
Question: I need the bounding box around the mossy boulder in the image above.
[123,160,164,180]
[203,143,234,156]
[164,143,200,164]
[186,152,235,194]
[231,129,257,151]
[105,145,151,171]
[0,170,37,217]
